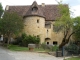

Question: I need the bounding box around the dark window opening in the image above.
[47,42,49,45]
[45,24,51,29]
[53,41,57,45]
[37,19,39,23]
[47,29,48,32]
[37,35,39,38]
[32,7,38,12]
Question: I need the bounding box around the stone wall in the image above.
[23,16,64,45]
[23,16,45,43]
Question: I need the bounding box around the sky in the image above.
[0,0,80,17]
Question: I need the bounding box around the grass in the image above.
[65,57,80,60]
[7,44,29,51]
[7,44,48,52]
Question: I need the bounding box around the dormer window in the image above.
[32,7,38,12]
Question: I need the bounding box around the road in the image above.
[0,46,65,60]
[0,46,15,60]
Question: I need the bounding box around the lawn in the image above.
[65,57,80,60]
[7,44,48,52]
[7,44,29,51]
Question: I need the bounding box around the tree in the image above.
[0,3,4,17]
[0,12,24,44]
[73,17,80,42]
[53,2,74,48]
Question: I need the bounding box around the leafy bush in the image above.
[22,33,40,46]
[14,36,22,45]
[52,45,59,51]
[41,43,59,51]
[14,33,40,47]
[65,43,80,54]
[41,42,47,49]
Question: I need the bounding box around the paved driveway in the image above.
[0,46,15,60]
[0,46,64,60]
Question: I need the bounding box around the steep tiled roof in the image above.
[6,1,68,21]
[24,1,45,18]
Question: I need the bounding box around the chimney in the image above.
[5,5,9,10]
[42,3,45,7]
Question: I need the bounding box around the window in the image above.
[32,7,38,12]
[37,35,39,38]
[47,29,48,32]
[53,41,57,45]
[47,29,48,37]
[47,42,49,45]
[37,19,39,23]
[45,24,51,28]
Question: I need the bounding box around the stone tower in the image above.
[23,1,45,43]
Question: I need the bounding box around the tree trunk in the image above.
[59,38,66,48]
[7,34,11,45]
[59,31,75,48]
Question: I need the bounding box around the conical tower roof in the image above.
[24,1,45,18]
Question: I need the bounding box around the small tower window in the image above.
[37,19,39,23]
[32,7,38,12]
[47,29,48,32]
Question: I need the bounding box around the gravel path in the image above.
[0,46,65,60]
[8,51,64,60]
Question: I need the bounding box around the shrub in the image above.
[52,45,59,51]
[12,36,22,45]
[41,43,59,51]
[12,33,40,47]
[22,33,40,47]
[41,42,47,49]
[65,43,79,54]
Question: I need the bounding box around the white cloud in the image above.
[0,0,58,9]
[70,5,80,17]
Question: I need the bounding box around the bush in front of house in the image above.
[22,33,40,46]
[14,33,40,47]
[41,43,59,51]
[65,43,80,54]
[52,45,59,51]
[13,36,22,45]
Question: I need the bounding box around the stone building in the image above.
[5,1,68,46]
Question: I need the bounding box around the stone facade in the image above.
[5,1,68,46]
[23,16,45,43]
[23,16,64,45]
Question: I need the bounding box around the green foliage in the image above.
[0,12,23,35]
[41,42,47,49]
[54,3,73,32]
[12,36,22,45]
[22,33,40,46]
[73,16,80,41]
[7,44,29,51]
[0,12,24,44]
[41,43,59,51]
[0,3,4,17]
[53,1,74,48]
[52,45,59,51]
[15,33,40,47]
[65,43,80,54]
[65,57,80,60]
[8,44,47,52]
